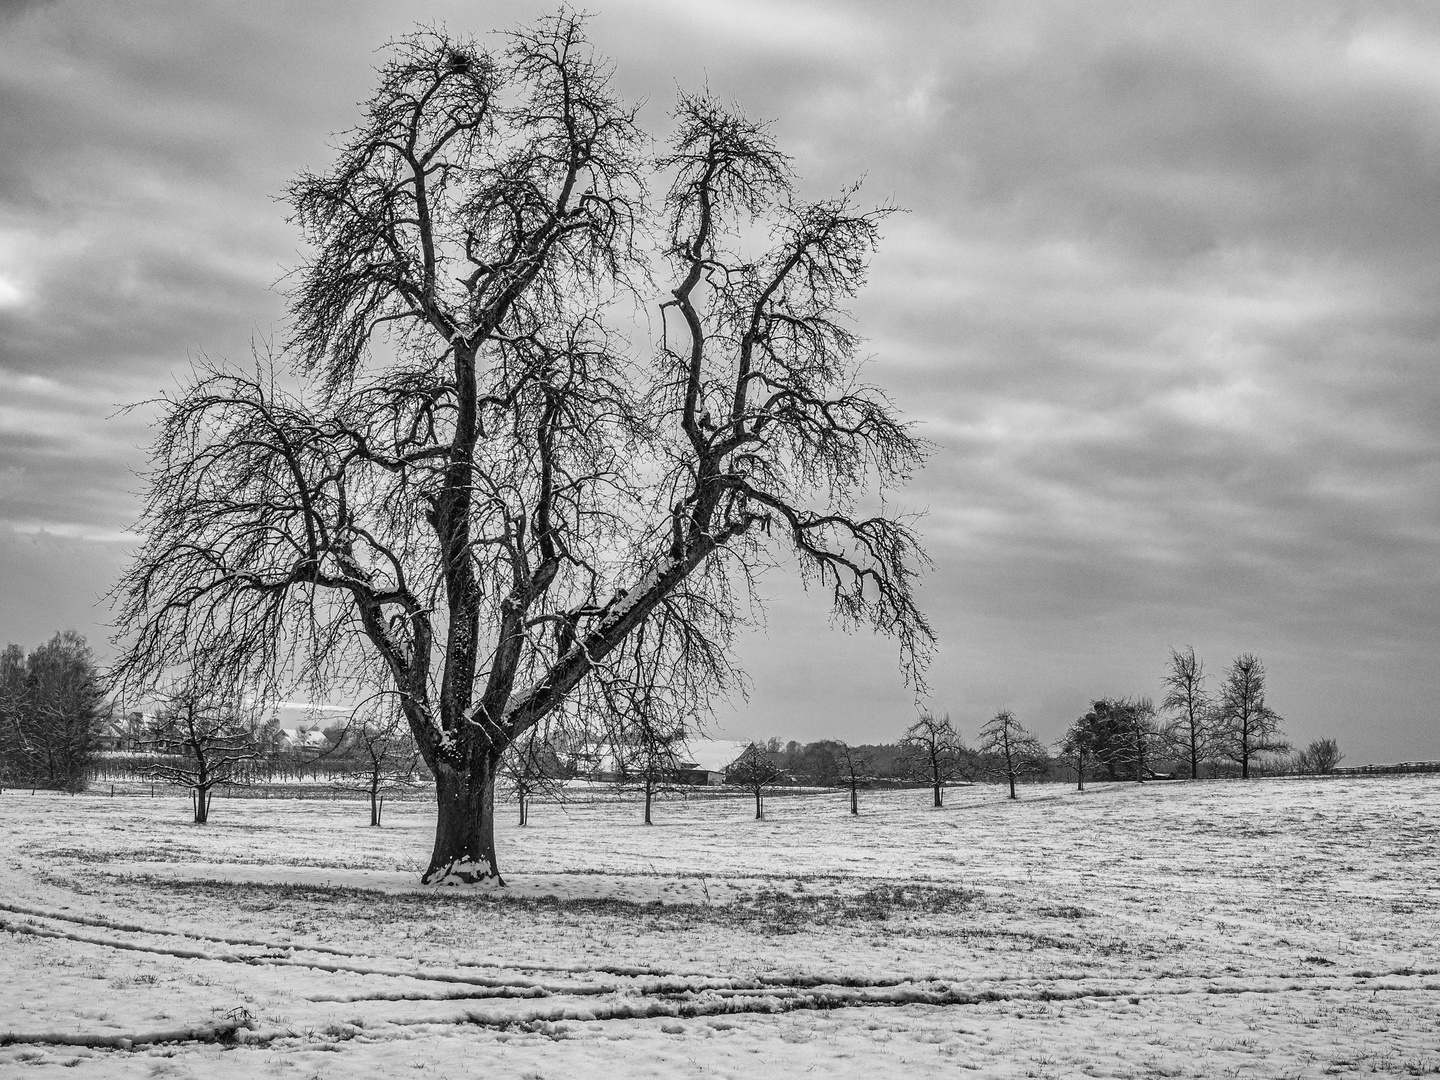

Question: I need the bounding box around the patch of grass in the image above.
[726,884,981,934]
[121,875,982,936]
[1034,905,1091,920]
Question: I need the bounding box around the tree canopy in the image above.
[110,12,931,884]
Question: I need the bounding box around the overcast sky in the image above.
[2,0,1438,762]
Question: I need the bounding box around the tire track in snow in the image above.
[288,973,1440,1040]
[0,916,594,995]
[7,899,1440,1049]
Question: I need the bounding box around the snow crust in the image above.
[1,775,1437,1076]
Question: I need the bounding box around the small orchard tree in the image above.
[594,618,692,825]
[1160,646,1214,779]
[330,707,423,826]
[1294,737,1343,775]
[901,712,965,808]
[612,721,687,825]
[109,12,931,886]
[833,740,873,815]
[1216,654,1287,779]
[976,709,1047,799]
[500,720,566,826]
[729,742,783,820]
[142,684,264,823]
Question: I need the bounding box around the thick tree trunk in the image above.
[849,782,858,816]
[424,756,503,885]
[754,790,763,819]
[644,781,653,825]
[932,782,942,808]
[369,781,380,827]
[1007,774,1016,799]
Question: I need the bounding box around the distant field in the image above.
[2,776,1437,1077]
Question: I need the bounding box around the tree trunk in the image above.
[849,781,858,816]
[754,789,763,819]
[424,757,503,885]
[1008,774,1016,799]
[370,780,380,827]
[932,781,942,808]
[644,780,653,825]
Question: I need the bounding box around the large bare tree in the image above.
[110,14,930,884]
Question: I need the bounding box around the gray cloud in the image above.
[0,1,1436,763]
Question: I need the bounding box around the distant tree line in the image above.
[706,650,1344,812]
[1,631,1351,824]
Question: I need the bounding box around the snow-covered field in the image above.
[1,776,1437,1077]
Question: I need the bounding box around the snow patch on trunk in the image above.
[422,857,502,887]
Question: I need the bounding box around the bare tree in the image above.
[1216,654,1287,779]
[142,685,265,823]
[612,721,687,825]
[1160,646,1214,779]
[1294,737,1343,775]
[976,709,1047,799]
[729,742,783,820]
[329,707,423,826]
[593,617,692,825]
[500,720,566,826]
[109,14,930,886]
[901,713,965,808]
[833,740,873,815]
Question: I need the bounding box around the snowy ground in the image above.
[1,776,1437,1077]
